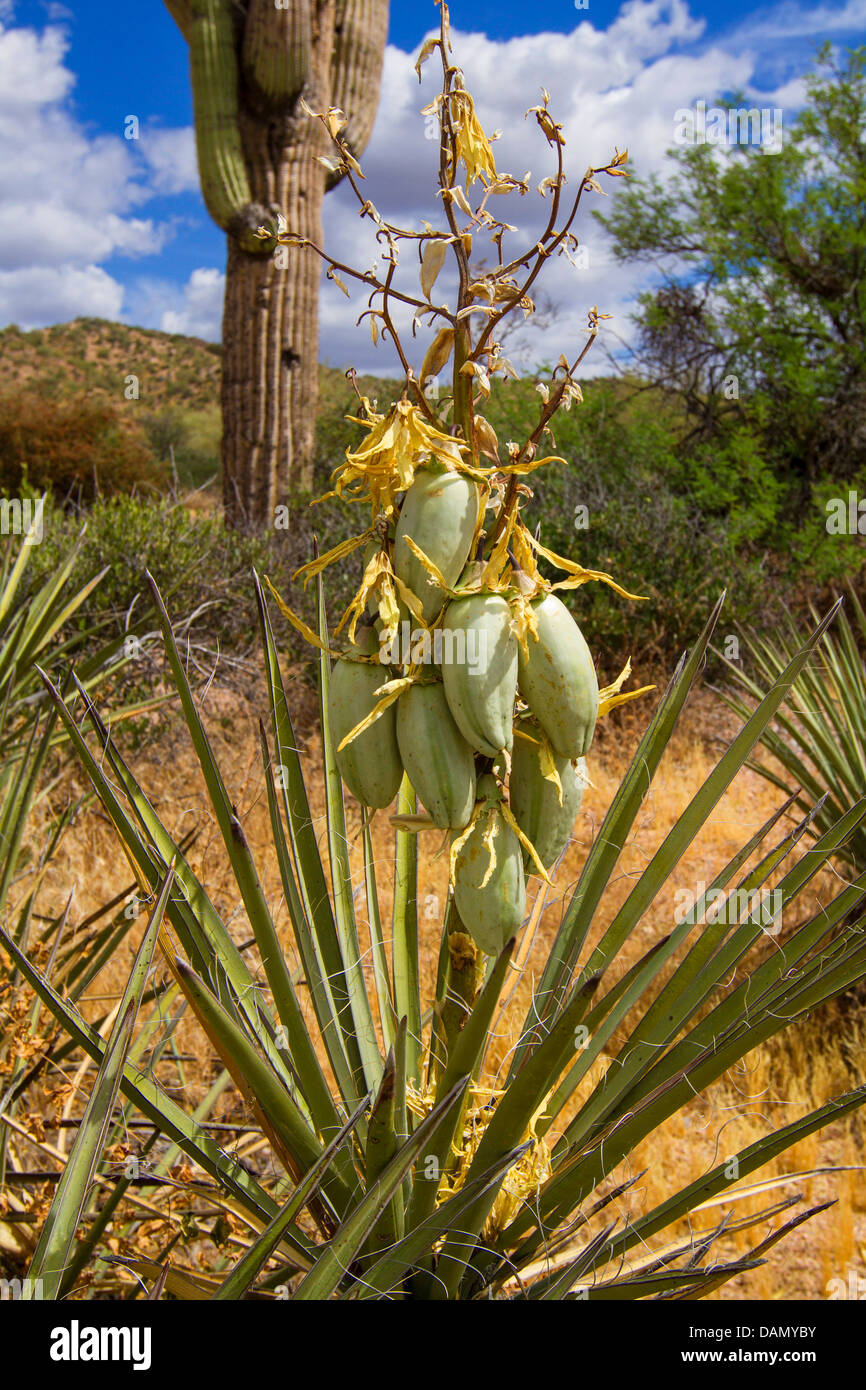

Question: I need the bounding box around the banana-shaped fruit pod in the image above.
[451,774,526,956]
[518,591,599,758]
[440,591,518,756]
[509,717,587,873]
[396,681,477,829]
[327,625,404,809]
[393,463,481,624]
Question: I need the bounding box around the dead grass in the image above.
[6,673,866,1300]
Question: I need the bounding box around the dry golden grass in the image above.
[8,673,866,1300]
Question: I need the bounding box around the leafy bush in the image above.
[140,406,221,491]
[483,376,780,666]
[0,390,166,499]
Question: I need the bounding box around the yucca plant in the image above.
[0,513,169,1269]
[9,575,866,1300]
[5,6,866,1300]
[719,589,866,874]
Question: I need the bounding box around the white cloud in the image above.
[0,263,124,326]
[0,0,837,367]
[314,1,779,377]
[139,125,199,196]
[157,267,224,341]
[0,21,71,110]
[0,20,187,325]
[733,0,866,39]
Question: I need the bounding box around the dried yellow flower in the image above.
[321,399,469,519]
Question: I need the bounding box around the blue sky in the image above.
[0,0,863,372]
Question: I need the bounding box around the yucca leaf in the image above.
[404,937,516,1242]
[0,923,309,1247]
[579,1261,765,1300]
[519,1064,866,1262]
[549,797,845,1149]
[362,815,397,1055]
[57,1126,162,1301]
[316,572,382,1093]
[169,957,356,1222]
[0,705,58,912]
[143,579,335,1130]
[26,867,173,1299]
[292,1076,470,1300]
[357,1144,531,1299]
[363,1049,402,1260]
[659,1200,835,1301]
[255,572,366,1098]
[260,719,364,1130]
[566,600,844,1014]
[719,593,866,871]
[434,972,602,1298]
[214,1092,371,1300]
[37,667,301,1098]
[392,773,422,1083]
[524,1221,617,1300]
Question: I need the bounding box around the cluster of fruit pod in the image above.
[328,463,598,957]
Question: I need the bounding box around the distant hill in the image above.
[0,318,222,413]
[1,317,643,498]
[0,318,405,493]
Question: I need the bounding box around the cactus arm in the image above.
[163,0,192,42]
[189,0,271,252]
[326,0,389,190]
[240,0,312,115]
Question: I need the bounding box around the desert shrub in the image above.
[484,375,778,667]
[140,406,221,490]
[0,390,167,499]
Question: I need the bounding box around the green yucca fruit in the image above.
[452,774,526,955]
[394,465,480,625]
[328,626,403,809]
[518,592,599,758]
[510,717,587,873]
[396,682,476,829]
[440,593,518,757]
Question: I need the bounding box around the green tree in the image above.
[595,45,866,536]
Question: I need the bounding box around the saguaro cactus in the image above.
[164,0,389,529]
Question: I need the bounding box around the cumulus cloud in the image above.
[139,125,200,196]
[160,266,224,339]
[0,263,124,327]
[129,266,225,342]
[733,0,866,39]
[0,0,851,364]
[315,0,786,376]
[0,19,188,326]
